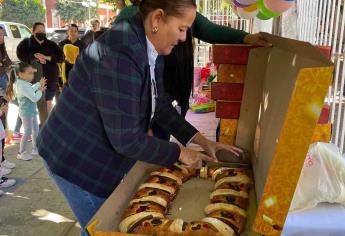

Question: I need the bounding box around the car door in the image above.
[4,24,23,62]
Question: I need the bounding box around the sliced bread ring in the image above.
[119,212,164,233]
[201,217,236,236]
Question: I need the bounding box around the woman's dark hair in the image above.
[33,22,45,32]
[134,0,196,18]
[164,28,194,116]
[7,62,33,100]
[69,24,79,31]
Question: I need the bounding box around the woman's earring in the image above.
[152,26,159,33]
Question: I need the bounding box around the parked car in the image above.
[46,28,86,44]
[0,21,32,62]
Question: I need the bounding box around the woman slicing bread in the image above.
[115,0,269,141]
[37,1,242,235]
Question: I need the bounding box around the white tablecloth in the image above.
[282,203,345,236]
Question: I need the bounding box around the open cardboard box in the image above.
[86,33,334,236]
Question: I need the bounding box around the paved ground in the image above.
[0,109,218,236]
[0,142,82,236]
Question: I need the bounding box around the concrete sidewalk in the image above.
[0,142,81,236]
[0,111,218,236]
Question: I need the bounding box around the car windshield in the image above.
[46,28,86,43]
[55,29,67,34]
[18,25,31,38]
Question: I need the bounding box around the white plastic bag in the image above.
[290,142,345,211]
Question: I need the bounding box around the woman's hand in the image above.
[179,146,217,169]
[203,140,243,160]
[243,33,271,47]
[191,132,243,160]
[34,53,47,64]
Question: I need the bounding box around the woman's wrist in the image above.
[191,132,211,149]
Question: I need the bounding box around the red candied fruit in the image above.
[144,222,150,227]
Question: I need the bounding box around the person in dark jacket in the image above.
[0,26,16,173]
[116,2,269,141]
[17,22,64,124]
[93,27,108,40]
[81,19,101,45]
[59,24,86,83]
[0,27,11,88]
[37,1,242,235]
[59,24,86,51]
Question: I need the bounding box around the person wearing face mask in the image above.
[36,1,242,235]
[17,22,64,125]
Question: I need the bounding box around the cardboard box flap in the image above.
[261,32,333,66]
[88,162,159,233]
[235,34,334,234]
[235,47,269,171]
[236,37,333,201]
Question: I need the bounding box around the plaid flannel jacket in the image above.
[37,14,198,198]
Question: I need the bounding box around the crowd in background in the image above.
[0,19,108,195]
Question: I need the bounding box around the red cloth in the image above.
[200,67,210,82]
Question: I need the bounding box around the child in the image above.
[7,62,46,161]
[11,114,23,144]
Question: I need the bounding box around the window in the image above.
[9,25,20,38]
[19,25,32,38]
[0,24,7,36]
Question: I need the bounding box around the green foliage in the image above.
[101,0,131,10]
[0,0,45,27]
[199,0,232,14]
[56,0,98,23]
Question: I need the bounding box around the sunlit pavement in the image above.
[0,105,218,236]
[0,104,81,236]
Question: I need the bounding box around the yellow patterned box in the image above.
[219,119,239,145]
[236,33,334,235]
[219,134,236,145]
[311,123,332,143]
[220,119,238,136]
